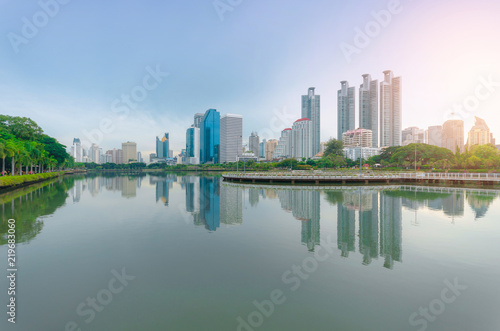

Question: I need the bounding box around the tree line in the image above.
[0,115,72,176]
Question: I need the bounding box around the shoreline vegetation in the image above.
[0,171,65,191]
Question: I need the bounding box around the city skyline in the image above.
[2,0,499,155]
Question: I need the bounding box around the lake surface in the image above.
[1,173,499,331]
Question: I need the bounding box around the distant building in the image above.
[149,153,156,163]
[137,151,143,163]
[343,128,373,148]
[156,133,169,159]
[259,139,266,159]
[426,125,442,148]
[402,127,425,145]
[302,87,321,155]
[338,81,355,141]
[274,128,292,159]
[89,144,100,164]
[122,142,137,163]
[106,149,123,164]
[200,109,220,164]
[359,74,379,148]
[442,119,464,153]
[291,118,313,159]
[99,153,112,163]
[467,116,491,148]
[220,114,243,163]
[343,147,381,161]
[265,139,278,161]
[380,70,402,147]
[194,113,204,128]
[186,126,200,164]
[249,131,259,155]
[72,138,82,162]
[320,142,327,153]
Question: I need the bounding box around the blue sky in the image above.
[1,0,500,155]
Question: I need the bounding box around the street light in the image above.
[414,142,417,174]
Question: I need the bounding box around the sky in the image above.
[1,0,500,156]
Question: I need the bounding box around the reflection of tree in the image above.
[467,193,496,219]
[324,191,343,205]
[0,177,74,245]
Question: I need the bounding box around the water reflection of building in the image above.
[337,200,355,258]
[122,177,137,198]
[221,185,243,225]
[278,190,320,251]
[335,190,402,269]
[249,189,259,207]
[199,177,220,231]
[150,175,176,206]
[380,193,402,269]
[359,191,379,265]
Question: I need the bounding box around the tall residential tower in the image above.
[359,74,378,147]
[301,87,321,155]
[337,81,355,141]
[380,70,402,147]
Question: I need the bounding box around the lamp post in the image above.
[414,142,417,174]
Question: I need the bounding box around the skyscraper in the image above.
[302,87,321,155]
[89,143,99,164]
[380,70,402,147]
[426,125,443,147]
[401,127,425,145]
[72,138,82,162]
[467,116,491,148]
[442,119,464,153]
[265,139,278,160]
[291,118,313,159]
[337,81,355,141]
[273,128,292,159]
[220,114,243,163]
[200,109,220,164]
[194,113,204,128]
[156,133,169,159]
[249,131,259,155]
[186,126,200,164]
[259,139,266,159]
[359,74,378,147]
[122,142,137,163]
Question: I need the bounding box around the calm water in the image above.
[1,173,499,331]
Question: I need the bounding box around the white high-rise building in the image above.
[380,70,402,147]
[338,81,355,141]
[302,87,321,155]
[426,125,443,147]
[402,127,425,145]
[72,138,82,162]
[359,75,378,147]
[220,114,243,163]
[274,128,292,159]
[89,144,100,164]
[291,118,313,159]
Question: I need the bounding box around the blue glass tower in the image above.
[156,133,169,159]
[200,109,220,164]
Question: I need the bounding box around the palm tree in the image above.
[0,141,5,176]
[5,140,18,176]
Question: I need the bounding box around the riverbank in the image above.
[0,172,65,191]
